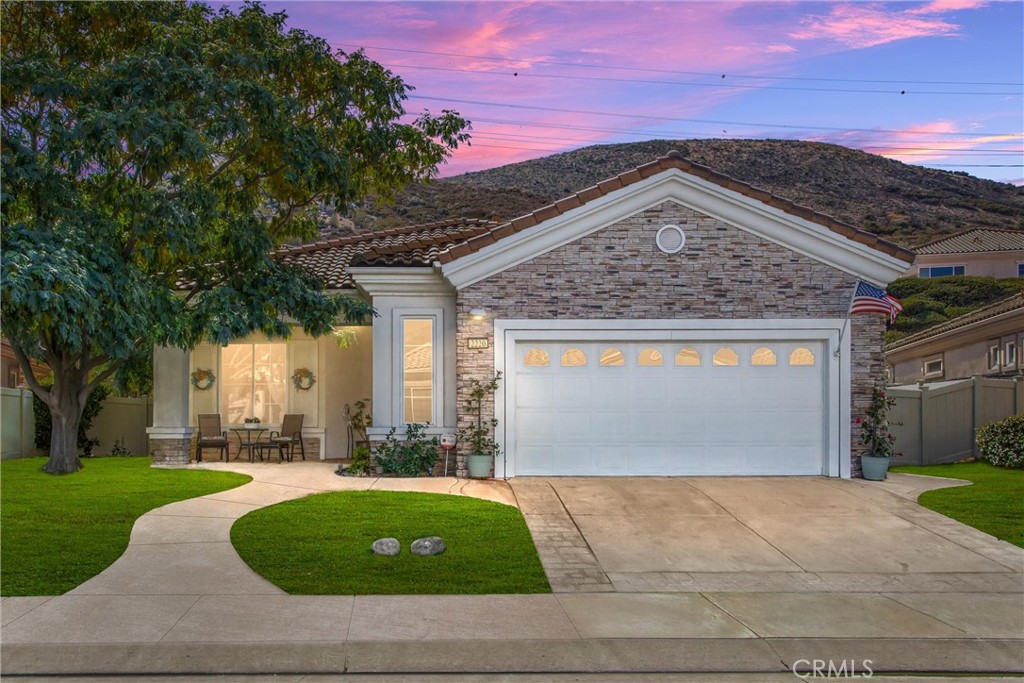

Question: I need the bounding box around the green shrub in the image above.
[374,423,439,476]
[349,444,371,475]
[976,414,1024,469]
[32,380,111,455]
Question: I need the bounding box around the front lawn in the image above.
[891,461,1024,548]
[1,457,250,595]
[231,490,551,594]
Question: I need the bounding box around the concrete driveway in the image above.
[509,476,1024,594]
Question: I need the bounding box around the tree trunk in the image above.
[43,371,85,474]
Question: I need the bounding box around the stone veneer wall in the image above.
[150,438,193,466]
[455,201,888,478]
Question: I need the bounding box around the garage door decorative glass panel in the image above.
[600,348,625,366]
[638,348,663,366]
[675,348,701,366]
[562,348,587,366]
[789,347,816,366]
[524,348,549,367]
[751,347,777,366]
[713,347,739,366]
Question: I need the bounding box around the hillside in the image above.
[341,139,1023,247]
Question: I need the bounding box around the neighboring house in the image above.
[0,339,49,389]
[886,292,1024,384]
[148,151,913,478]
[907,228,1024,278]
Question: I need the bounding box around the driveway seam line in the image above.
[703,497,805,574]
[699,591,765,638]
[878,592,974,637]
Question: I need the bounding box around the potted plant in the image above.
[459,372,502,479]
[858,385,899,481]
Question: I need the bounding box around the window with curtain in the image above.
[403,319,434,423]
[221,343,287,425]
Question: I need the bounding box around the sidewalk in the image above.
[2,463,1021,677]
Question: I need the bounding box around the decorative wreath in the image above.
[291,367,316,391]
[190,368,215,391]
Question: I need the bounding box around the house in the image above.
[907,228,1024,278]
[1,339,48,389]
[886,292,1024,383]
[147,151,913,478]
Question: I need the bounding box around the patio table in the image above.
[230,425,270,462]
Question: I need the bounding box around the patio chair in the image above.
[268,414,306,462]
[196,414,229,462]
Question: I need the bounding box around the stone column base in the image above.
[147,427,196,467]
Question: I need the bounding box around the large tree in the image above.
[1,2,469,473]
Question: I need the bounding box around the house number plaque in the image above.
[467,338,489,349]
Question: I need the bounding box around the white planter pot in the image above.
[466,454,493,479]
[861,454,890,481]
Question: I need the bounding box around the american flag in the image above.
[850,281,903,324]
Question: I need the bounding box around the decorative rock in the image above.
[411,536,446,556]
[372,538,400,556]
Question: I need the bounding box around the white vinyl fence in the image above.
[889,377,1024,466]
[1,388,152,460]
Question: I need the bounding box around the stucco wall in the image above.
[455,200,887,477]
[907,252,1024,278]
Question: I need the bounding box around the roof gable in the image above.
[439,152,914,290]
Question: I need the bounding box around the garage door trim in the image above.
[493,318,851,479]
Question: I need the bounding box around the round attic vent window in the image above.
[655,224,686,254]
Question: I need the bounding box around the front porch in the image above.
[147,326,372,466]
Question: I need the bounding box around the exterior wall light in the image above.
[469,307,488,321]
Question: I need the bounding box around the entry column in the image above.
[146,345,194,466]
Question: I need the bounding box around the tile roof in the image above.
[913,228,1024,255]
[275,219,498,289]
[435,151,916,265]
[886,291,1024,351]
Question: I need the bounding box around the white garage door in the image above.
[511,341,826,476]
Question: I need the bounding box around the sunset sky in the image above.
[252,1,1023,184]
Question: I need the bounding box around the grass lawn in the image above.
[1,457,250,596]
[231,490,551,594]
[891,461,1024,548]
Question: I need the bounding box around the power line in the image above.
[341,43,1023,88]
[411,95,1023,138]
[381,62,1020,97]
[458,116,1024,151]
[471,129,1024,154]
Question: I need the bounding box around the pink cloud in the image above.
[907,0,988,16]
[789,5,961,49]
[817,121,1023,169]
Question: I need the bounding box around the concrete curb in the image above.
[2,638,1021,676]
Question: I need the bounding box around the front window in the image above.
[221,343,286,425]
[1018,263,1024,277]
[1004,341,1017,369]
[919,265,965,278]
[403,318,434,423]
[988,342,1000,370]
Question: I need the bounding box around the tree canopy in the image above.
[1,1,469,472]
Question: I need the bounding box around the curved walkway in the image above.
[68,461,517,596]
